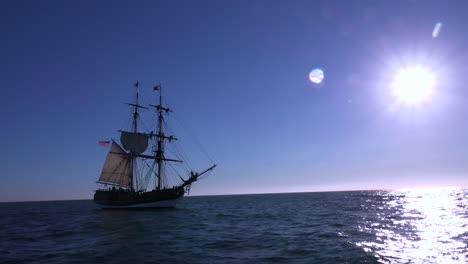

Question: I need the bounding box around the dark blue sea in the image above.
[2,189,468,263]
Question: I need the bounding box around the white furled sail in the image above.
[120,131,149,154]
[98,141,131,187]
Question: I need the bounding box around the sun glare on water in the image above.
[391,66,435,106]
[357,188,468,263]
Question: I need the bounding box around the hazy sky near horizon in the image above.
[2,0,468,201]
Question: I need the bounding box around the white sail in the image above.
[98,141,131,187]
[120,131,149,154]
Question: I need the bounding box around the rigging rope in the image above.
[163,119,194,170]
[161,94,216,166]
[172,115,216,165]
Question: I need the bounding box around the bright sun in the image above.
[391,66,435,106]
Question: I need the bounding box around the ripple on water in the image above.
[1,190,468,263]
[355,188,468,263]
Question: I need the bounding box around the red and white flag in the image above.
[98,141,110,147]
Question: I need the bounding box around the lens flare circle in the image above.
[391,66,435,106]
[432,22,443,38]
[309,68,324,84]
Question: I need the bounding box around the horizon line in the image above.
[0,186,462,203]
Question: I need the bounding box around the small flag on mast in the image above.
[153,84,161,90]
[98,141,110,147]
[134,81,139,88]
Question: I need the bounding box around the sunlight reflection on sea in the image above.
[3,190,468,263]
[356,188,468,263]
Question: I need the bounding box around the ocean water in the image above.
[1,189,468,263]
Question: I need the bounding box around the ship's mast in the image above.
[151,85,182,190]
[156,86,164,190]
[130,81,140,191]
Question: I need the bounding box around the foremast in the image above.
[151,85,182,190]
[150,84,215,192]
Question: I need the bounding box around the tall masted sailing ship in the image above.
[94,82,216,208]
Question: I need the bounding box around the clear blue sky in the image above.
[2,0,468,201]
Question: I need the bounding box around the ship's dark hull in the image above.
[93,187,185,208]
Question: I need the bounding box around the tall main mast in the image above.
[121,81,151,191]
[130,81,140,191]
[156,85,164,190]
